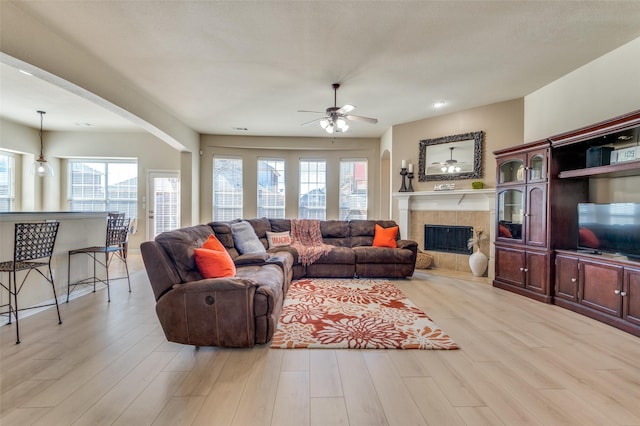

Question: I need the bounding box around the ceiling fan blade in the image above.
[301,117,326,126]
[336,104,355,114]
[297,109,325,114]
[345,114,378,124]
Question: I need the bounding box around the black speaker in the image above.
[586,146,614,168]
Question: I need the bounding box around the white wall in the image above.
[44,130,181,248]
[525,37,640,141]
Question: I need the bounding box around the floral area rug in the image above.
[270,278,459,350]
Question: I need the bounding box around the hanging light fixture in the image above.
[30,110,54,177]
[320,116,349,134]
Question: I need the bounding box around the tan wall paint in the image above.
[525,37,640,142]
[524,37,640,204]
[390,99,524,222]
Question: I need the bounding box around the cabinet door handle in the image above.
[571,278,576,282]
[614,290,621,295]
[621,292,627,297]
[523,268,528,272]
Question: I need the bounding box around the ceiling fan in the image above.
[299,83,378,134]
[434,147,463,173]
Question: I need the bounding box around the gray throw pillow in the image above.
[230,221,267,254]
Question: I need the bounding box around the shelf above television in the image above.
[558,160,640,179]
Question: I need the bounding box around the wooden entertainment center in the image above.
[493,110,640,337]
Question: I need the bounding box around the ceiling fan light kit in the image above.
[299,83,378,134]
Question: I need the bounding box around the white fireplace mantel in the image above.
[393,189,496,239]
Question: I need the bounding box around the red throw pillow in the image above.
[194,247,236,278]
[202,233,226,252]
[499,224,513,238]
[372,224,398,248]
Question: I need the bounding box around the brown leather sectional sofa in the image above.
[140,218,417,347]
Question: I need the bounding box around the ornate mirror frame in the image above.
[418,131,483,181]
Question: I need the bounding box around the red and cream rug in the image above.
[271,278,459,350]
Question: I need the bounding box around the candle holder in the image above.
[407,172,414,192]
[399,168,408,192]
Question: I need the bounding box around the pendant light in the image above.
[30,110,54,177]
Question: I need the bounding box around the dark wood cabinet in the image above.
[579,259,624,317]
[554,251,639,337]
[555,254,579,302]
[493,141,552,303]
[495,110,640,337]
[624,267,640,327]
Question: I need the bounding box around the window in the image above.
[299,159,326,219]
[68,159,137,217]
[257,158,285,218]
[0,151,15,212]
[339,159,368,220]
[213,157,243,220]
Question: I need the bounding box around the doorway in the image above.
[147,171,180,239]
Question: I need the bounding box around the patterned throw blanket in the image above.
[290,219,333,266]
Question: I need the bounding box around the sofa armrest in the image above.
[397,239,418,252]
[156,277,260,347]
[234,252,269,266]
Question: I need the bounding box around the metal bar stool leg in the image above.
[105,252,111,303]
[13,270,20,344]
[48,263,62,325]
[67,252,72,303]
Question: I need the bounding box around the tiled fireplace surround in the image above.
[394,189,496,278]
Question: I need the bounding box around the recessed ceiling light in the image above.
[433,100,446,108]
[74,122,91,127]
[18,69,33,76]
[232,127,248,131]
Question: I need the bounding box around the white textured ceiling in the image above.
[2,1,640,138]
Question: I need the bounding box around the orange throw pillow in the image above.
[194,247,236,279]
[372,224,398,248]
[202,233,226,252]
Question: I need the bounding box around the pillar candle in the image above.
[408,163,414,173]
[401,160,406,169]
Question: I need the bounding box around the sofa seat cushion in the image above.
[353,246,415,264]
[310,246,355,264]
[235,263,284,317]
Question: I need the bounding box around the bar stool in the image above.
[0,221,62,344]
[67,216,131,303]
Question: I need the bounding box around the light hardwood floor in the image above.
[2,255,640,425]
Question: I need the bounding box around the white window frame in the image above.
[67,158,138,218]
[257,157,286,219]
[339,158,368,220]
[298,158,326,220]
[213,156,243,220]
[0,151,16,212]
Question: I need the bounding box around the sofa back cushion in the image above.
[209,221,240,258]
[269,218,291,233]
[350,220,400,247]
[155,224,213,283]
[320,220,351,247]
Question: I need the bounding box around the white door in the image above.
[148,171,180,239]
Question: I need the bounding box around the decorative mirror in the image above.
[418,131,483,181]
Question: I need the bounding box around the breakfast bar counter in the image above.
[0,212,107,320]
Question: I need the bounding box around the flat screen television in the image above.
[577,202,640,260]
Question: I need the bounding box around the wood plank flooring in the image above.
[1,255,640,425]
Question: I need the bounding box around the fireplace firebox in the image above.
[424,225,473,255]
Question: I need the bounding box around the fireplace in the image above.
[394,189,495,277]
[424,225,473,255]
